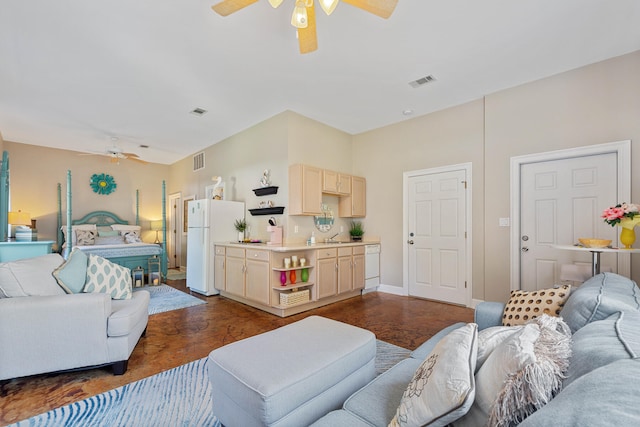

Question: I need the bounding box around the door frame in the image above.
[510,140,631,291]
[403,162,473,306]
[168,192,182,270]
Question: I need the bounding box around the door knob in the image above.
[521,247,529,252]
[407,240,414,245]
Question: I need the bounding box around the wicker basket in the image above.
[280,289,310,307]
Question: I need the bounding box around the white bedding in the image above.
[74,243,162,259]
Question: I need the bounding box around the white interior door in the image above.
[407,167,469,305]
[520,153,618,291]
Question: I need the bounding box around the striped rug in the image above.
[11,340,411,427]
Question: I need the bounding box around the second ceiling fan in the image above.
[211,0,398,54]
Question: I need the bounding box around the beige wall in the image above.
[5,141,169,247]
[353,50,640,302]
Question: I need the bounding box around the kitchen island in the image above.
[214,241,376,317]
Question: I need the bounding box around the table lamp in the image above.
[8,210,31,239]
[150,220,163,244]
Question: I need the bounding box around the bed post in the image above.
[57,183,62,251]
[161,180,167,278]
[135,189,140,226]
[0,151,8,242]
[63,170,72,259]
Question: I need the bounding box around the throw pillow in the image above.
[110,224,141,233]
[455,315,572,427]
[75,229,96,246]
[476,325,524,371]
[98,229,120,237]
[60,224,97,247]
[52,248,88,294]
[94,235,125,245]
[389,323,478,427]
[0,254,67,297]
[502,285,571,326]
[122,230,142,244]
[83,254,132,300]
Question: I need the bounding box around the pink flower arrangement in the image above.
[602,202,640,226]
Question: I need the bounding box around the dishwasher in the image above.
[364,244,380,293]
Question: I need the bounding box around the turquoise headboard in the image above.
[72,211,129,227]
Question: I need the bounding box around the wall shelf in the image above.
[252,186,278,196]
[249,206,285,216]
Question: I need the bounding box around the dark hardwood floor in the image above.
[0,278,474,426]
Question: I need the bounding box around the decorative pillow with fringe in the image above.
[453,314,572,427]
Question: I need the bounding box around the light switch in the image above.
[499,217,510,227]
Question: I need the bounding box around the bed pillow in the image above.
[98,229,120,237]
[0,254,66,297]
[95,235,125,245]
[75,229,96,246]
[60,224,97,247]
[389,323,478,427]
[83,254,132,300]
[52,248,88,294]
[502,285,571,326]
[454,315,572,427]
[111,224,141,233]
[122,230,142,243]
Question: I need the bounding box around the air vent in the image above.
[193,152,205,172]
[409,75,436,88]
[190,107,208,116]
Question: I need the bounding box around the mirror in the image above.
[314,204,334,233]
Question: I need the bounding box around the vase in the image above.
[280,271,287,286]
[301,268,309,282]
[289,269,296,284]
[618,217,640,249]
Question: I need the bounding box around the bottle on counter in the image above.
[310,232,316,245]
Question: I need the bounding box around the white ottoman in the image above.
[207,316,377,427]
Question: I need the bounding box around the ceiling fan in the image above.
[82,138,148,165]
[211,0,398,54]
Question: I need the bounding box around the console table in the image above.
[550,244,640,276]
[0,240,55,262]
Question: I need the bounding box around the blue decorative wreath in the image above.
[90,173,117,195]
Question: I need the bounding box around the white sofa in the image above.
[0,253,149,380]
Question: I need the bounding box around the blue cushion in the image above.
[564,310,640,387]
[518,359,640,426]
[560,272,640,333]
[52,248,88,294]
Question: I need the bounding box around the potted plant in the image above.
[349,221,364,241]
[234,218,247,242]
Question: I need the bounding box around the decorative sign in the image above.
[90,173,117,195]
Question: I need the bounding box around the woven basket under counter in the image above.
[279,289,310,307]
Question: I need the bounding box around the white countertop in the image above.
[216,240,379,252]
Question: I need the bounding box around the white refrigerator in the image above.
[187,199,245,296]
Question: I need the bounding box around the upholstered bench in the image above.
[207,315,377,427]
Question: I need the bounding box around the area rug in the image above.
[133,284,205,315]
[11,341,411,427]
[166,269,186,280]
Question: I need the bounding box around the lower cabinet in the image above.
[214,246,226,292]
[316,248,338,299]
[225,247,245,297]
[337,246,366,293]
[224,247,270,306]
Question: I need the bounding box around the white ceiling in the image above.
[1,0,639,165]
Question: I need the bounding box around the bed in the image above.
[57,170,168,279]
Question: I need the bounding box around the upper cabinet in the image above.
[290,164,366,218]
[339,175,366,217]
[322,170,351,196]
[289,164,323,215]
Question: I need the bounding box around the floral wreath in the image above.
[90,173,117,195]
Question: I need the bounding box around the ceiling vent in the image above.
[409,75,436,88]
[193,152,205,172]
[190,107,208,116]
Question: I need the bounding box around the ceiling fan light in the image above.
[291,0,308,28]
[268,0,284,8]
[319,0,339,15]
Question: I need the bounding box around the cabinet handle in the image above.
[335,263,338,270]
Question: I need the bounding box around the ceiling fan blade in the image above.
[211,0,259,16]
[298,2,317,54]
[126,156,149,165]
[342,0,398,19]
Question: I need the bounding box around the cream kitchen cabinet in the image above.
[224,247,270,305]
[322,170,351,196]
[316,247,338,299]
[289,164,323,215]
[214,246,226,292]
[339,175,366,217]
[338,246,365,293]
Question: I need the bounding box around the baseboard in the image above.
[470,298,484,309]
[377,284,407,296]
